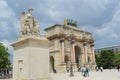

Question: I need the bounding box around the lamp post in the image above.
[67,27,74,77]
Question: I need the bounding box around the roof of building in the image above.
[95,45,120,50]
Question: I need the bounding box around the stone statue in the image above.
[26,9,34,34]
[63,19,77,27]
[64,19,68,26]
[25,20,31,35]
[26,8,33,19]
[19,9,40,38]
[33,21,40,36]
[74,21,77,27]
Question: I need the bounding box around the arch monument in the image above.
[45,19,96,72]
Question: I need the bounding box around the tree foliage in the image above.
[96,50,115,69]
[113,54,120,65]
[0,42,10,69]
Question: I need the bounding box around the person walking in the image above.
[53,67,57,73]
[117,65,120,71]
[95,66,99,71]
[100,66,103,72]
[86,67,89,77]
[80,66,84,76]
[81,66,89,77]
[66,66,69,73]
[83,66,86,77]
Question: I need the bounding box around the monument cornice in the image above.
[45,24,62,31]
[47,34,66,40]
[12,36,49,47]
[49,50,60,53]
[47,33,94,43]
[86,39,95,43]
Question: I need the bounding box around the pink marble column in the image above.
[60,39,65,63]
[84,42,88,63]
[71,43,75,63]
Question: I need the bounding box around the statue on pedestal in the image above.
[19,9,40,38]
[33,21,40,36]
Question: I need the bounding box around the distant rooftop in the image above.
[95,45,120,54]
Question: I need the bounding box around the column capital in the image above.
[71,40,75,44]
[83,42,87,46]
[90,44,94,47]
[60,38,64,42]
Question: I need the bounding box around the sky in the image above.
[1,0,120,61]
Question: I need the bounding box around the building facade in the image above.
[45,20,96,72]
[95,46,120,54]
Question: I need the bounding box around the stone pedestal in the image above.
[72,63,77,72]
[58,63,67,72]
[12,37,51,80]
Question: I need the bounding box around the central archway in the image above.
[65,55,70,72]
[75,46,82,68]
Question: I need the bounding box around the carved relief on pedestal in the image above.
[19,9,40,38]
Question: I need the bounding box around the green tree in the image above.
[0,42,10,69]
[113,54,120,66]
[95,54,99,65]
[96,50,115,69]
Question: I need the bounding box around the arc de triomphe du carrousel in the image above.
[12,9,96,80]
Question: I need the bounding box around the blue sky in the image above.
[1,0,120,61]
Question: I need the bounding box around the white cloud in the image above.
[0,0,8,8]
[0,9,15,18]
[48,9,60,21]
[0,0,15,18]
[110,33,119,39]
[1,40,10,48]
[96,26,111,37]
[81,1,120,48]
[0,0,19,42]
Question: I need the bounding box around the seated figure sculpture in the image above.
[33,21,40,36]
[19,9,40,38]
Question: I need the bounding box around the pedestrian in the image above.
[83,66,86,77]
[9,70,12,78]
[81,66,89,77]
[100,66,103,72]
[86,67,89,77]
[109,66,112,70]
[78,67,81,72]
[95,66,99,71]
[66,66,69,73]
[117,65,120,71]
[54,67,57,73]
[80,66,84,76]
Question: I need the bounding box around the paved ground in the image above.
[1,69,120,80]
[50,69,120,80]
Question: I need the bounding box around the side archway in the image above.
[50,56,55,73]
[75,46,82,68]
[65,55,69,63]
[65,55,70,72]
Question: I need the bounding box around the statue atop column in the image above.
[19,9,40,38]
